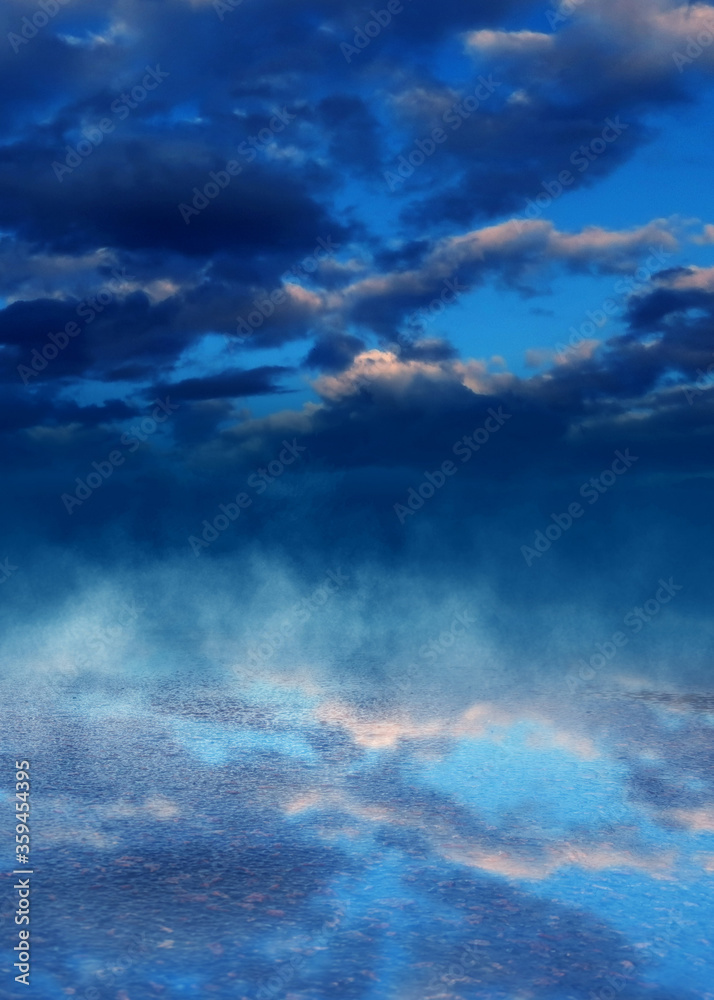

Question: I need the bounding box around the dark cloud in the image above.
[317,95,383,174]
[151,365,294,401]
[303,332,365,371]
[0,137,344,257]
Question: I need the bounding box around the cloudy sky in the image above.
[2,0,714,587]
[1,0,714,683]
[2,0,714,997]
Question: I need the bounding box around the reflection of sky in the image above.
[1,676,713,999]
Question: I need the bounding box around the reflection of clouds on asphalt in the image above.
[1,674,712,998]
